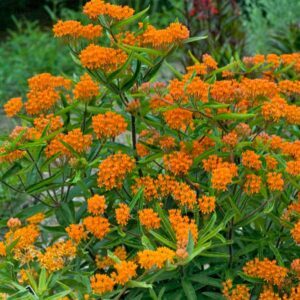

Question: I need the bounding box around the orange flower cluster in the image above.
[137,247,175,270]
[0,242,6,256]
[97,153,135,190]
[90,274,115,295]
[141,23,189,49]
[163,108,193,131]
[0,146,25,163]
[163,151,193,175]
[259,288,281,300]
[211,162,238,191]
[291,220,300,244]
[83,216,110,239]
[243,258,288,286]
[286,160,300,176]
[267,172,284,191]
[25,73,71,115]
[66,224,87,243]
[33,114,63,134]
[45,128,92,158]
[4,97,23,117]
[80,44,128,72]
[92,112,127,139]
[115,203,130,226]
[87,195,106,215]
[138,208,160,230]
[202,54,218,70]
[5,224,40,251]
[186,77,209,103]
[169,209,198,247]
[210,80,240,103]
[244,174,261,194]
[241,150,262,170]
[132,176,158,201]
[198,195,216,214]
[112,261,137,284]
[38,240,76,272]
[83,0,134,20]
[222,131,238,148]
[266,155,278,170]
[222,279,250,300]
[73,73,100,101]
[53,20,102,40]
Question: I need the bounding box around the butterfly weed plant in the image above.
[0,1,300,299]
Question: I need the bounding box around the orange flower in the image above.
[73,73,100,101]
[202,54,218,70]
[97,153,135,190]
[53,20,102,40]
[38,240,76,272]
[211,165,236,191]
[138,247,175,270]
[112,261,137,285]
[92,112,127,139]
[115,203,130,226]
[267,172,284,191]
[259,288,281,300]
[210,80,240,103]
[265,155,278,170]
[87,195,106,215]
[163,108,193,131]
[241,150,262,170]
[141,23,189,49]
[96,246,127,269]
[25,73,71,115]
[163,151,193,176]
[7,218,21,229]
[222,131,238,148]
[186,77,209,102]
[4,97,22,117]
[5,225,39,250]
[202,155,223,172]
[66,224,87,243]
[244,174,261,194]
[45,129,92,158]
[286,160,300,176]
[136,143,150,157]
[291,259,300,278]
[80,44,128,72]
[132,176,158,201]
[83,0,134,20]
[222,279,250,300]
[198,196,216,214]
[26,213,45,224]
[243,258,288,286]
[261,96,287,122]
[291,220,300,244]
[159,136,176,151]
[138,208,160,230]
[83,216,110,240]
[33,114,63,134]
[0,242,6,256]
[90,274,115,295]
[169,209,198,246]
[172,181,197,209]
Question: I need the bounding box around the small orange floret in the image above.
[83,216,110,240]
[241,150,262,171]
[267,172,284,191]
[291,220,300,244]
[244,174,261,195]
[198,195,216,214]
[163,151,193,175]
[163,108,193,131]
[66,224,87,243]
[112,261,137,285]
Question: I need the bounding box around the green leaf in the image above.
[26,171,62,194]
[269,243,284,266]
[107,250,122,264]
[130,187,144,210]
[183,35,207,44]
[237,271,263,284]
[213,113,256,120]
[190,274,222,288]
[164,61,183,80]
[186,230,195,256]
[38,268,47,294]
[45,291,71,300]
[181,278,197,300]
[149,231,176,249]
[126,280,152,289]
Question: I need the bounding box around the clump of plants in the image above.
[0,1,300,299]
